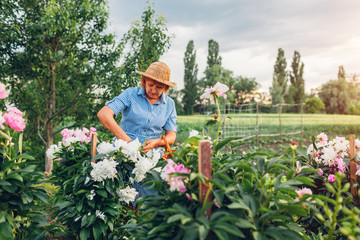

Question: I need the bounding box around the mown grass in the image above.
[177,113,360,144]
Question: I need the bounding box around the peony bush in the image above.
[0,82,49,240]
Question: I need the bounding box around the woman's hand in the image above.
[142,139,160,153]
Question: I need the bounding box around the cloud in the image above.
[108,0,360,93]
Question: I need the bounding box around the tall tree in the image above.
[1,0,123,173]
[338,65,345,79]
[118,4,173,96]
[182,40,198,115]
[202,39,222,88]
[289,51,305,111]
[270,48,288,104]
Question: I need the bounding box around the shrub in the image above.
[304,97,325,113]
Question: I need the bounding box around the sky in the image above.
[107,0,360,94]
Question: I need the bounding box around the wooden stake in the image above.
[198,140,212,218]
[349,134,357,200]
[91,133,98,163]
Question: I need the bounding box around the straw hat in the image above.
[137,62,176,87]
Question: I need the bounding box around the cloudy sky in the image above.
[107,0,360,94]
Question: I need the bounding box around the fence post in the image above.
[198,140,212,218]
[349,134,357,200]
[256,102,259,145]
[91,133,98,163]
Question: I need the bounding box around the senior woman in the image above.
[97,61,177,153]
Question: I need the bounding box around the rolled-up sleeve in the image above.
[105,88,131,116]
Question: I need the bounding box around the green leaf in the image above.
[0,130,10,140]
[0,222,13,240]
[213,223,245,238]
[6,173,23,182]
[33,192,49,203]
[0,180,11,186]
[93,225,101,240]
[96,189,108,198]
[12,153,35,161]
[214,137,241,154]
[80,228,90,240]
[54,201,74,209]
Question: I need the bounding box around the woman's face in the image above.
[144,78,166,101]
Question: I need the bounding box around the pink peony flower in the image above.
[328,174,335,183]
[295,187,313,198]
[186,193,193,201]
[3,110,26,131]
[316,132,328,145]
[317,168,324,176]
[0,83,8,99]
[200,82,229,104]
[161,159,191,192]
[61,128,74,142]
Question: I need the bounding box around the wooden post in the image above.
[349,134,357,200]
[91,133,98,163]
[198,140,212,218]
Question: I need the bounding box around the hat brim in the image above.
[137,71,176,87]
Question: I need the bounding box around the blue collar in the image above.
[137,87,167,104]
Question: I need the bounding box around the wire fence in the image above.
[195,102,304,144]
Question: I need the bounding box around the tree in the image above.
[338,65,345,79]
[1,0,123,173]
[288,51,305,111]
[233,76,259,104]
[202,39,222,88]
[319,78,357,114]
[304,97,325,113]
[118,4,173,96]
[182,40,198,115]
[270,48,288,104]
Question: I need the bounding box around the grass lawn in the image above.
[177,113,360,144]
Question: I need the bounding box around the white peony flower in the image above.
[189,130,199,138]
[97,142,116,155]
[88,189,96,200]
[118,186,138,204]
[46,144,60,160]
[114,138,128,151]
[95,210,105,221]
[132,149,161,182]
[322,147,337,166]
[122,138,142,160]
[90,158,119,182]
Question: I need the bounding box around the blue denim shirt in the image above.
[106,87,177,143]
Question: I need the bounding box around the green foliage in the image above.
[319,78,358,114]
[182,40,199,115]
[0,130,49,240]
[0,0,123,172]
[311,173,360,240]
[124,134,314,240]
[270,48,288,105]
[304,97,325,113]
[118,3,174,94]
